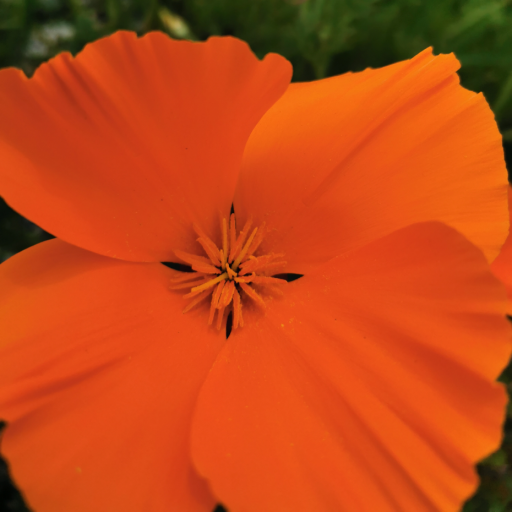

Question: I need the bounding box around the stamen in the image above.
[239,282,266,307]
[239,254,274,273]
[216,305,226,330]
[174,250,212,267]
[182,289,211,313]
[183,286,211,299]
[245,222,266,258]
[169,278,209,290]
[221,218,229,269]
[174,250,222,274]
[193,264,222,274]
[208,281,226,325]
[226,263,237,280]
[173,213,287,329]
[229,214,237,259]
[236,274,286,286]
[218,281,235,309]
[191,273,228,293]
[193,223,218,249]
[212,280,226,308]
[229,217,252,264]
[219,249,226,271]
[169,271,206,284]
[208,303,217,326]
[238,254,285,275]
[232,227,258,271]
[197,238,222,267]
[193,223,223,266]
[233,288,244,328]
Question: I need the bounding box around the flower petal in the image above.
[191,222,511,512]
[0,239,226,512]
[235,48,508,273]
[0,32,292,262]
[491,186,512,312]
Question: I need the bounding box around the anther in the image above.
[232,227,258,271]
[221,218,229,269]
[191,273,228,293]
[171,214,287,331]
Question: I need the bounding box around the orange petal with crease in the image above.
[0,31,292,262]
[236,48,508,273]
[0,239,225,512]
[192,222,511,512]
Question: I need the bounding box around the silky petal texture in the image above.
[491,186,512,312]
[0,32,292,262]
[0,239,226,512]
[235,48,508,273]
[191,222,511,512]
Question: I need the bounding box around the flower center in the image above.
[168,214,286,330]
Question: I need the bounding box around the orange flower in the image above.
[0,31,510,512]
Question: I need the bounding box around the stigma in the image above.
[168,214,286,330]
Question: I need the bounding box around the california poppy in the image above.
[0,31,510,512]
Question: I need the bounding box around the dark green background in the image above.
[0,0,511,510]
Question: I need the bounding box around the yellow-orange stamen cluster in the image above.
[169,214,286,330]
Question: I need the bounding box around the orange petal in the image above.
[191,222,511,512]
[236,48,508,273]
[0,239,225,512]
[491,186,512,313]
[0,31,292,262]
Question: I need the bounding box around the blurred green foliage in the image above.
[0,0,511,511]
[2,0,512,135]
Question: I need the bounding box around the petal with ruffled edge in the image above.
[0,239,225,512]
[0,32,292,262]
[235,48,508,273]
[191,222,511,512]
